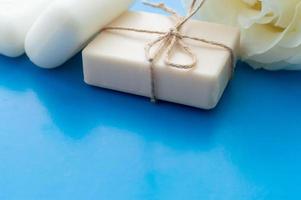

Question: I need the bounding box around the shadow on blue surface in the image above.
[1,53,301,137]
[0,52,301,141]
[0,54,220,149]
[1,53,301,200]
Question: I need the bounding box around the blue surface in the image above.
[1,1,301,200]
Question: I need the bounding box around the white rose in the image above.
[183,0,301,70]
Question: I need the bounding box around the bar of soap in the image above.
[83,11,240,109]
[25,0,133,69]
[0,0,52,57]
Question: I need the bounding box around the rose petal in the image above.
[279,2,301,48]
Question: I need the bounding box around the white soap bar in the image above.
[83,11,240,109]
[25,0,133,68]
[0,0,52,57]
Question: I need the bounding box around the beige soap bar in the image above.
[83,11,240,109]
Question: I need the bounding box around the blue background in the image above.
[1,1,301,199]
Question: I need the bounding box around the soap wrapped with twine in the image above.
[103,0,235,103]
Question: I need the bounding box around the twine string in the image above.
[102,0,235,102]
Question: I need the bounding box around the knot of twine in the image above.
[103,0,235,103]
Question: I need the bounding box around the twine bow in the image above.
[103,0,235,103]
